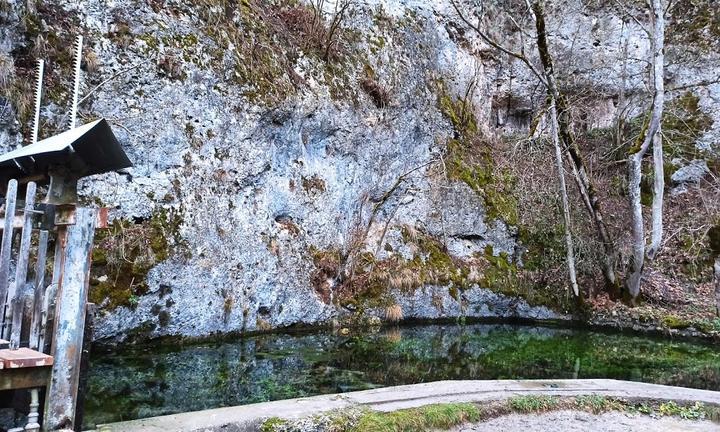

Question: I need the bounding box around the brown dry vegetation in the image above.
[495,88,719,328]
[4,2,84,139]
[161,0,358,103]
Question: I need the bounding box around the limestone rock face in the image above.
[671,159,709,195]
[0,0,716,342]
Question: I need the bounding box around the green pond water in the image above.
[83,323,720,428]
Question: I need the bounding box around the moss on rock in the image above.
[89,209,187,310]
[436,81,519,226]
[663,92,714,160]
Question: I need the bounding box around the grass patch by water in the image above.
[352,403,481,431]
[507,395,559,412]
[261,397,720,431]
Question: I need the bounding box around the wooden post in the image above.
[42,232,67,355]
[0,179,18,339]
[72,303,95,432]
[10,182,37,349]
[45,208,96,431]
[29,230,49,350]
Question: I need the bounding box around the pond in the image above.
[83,323,720,428]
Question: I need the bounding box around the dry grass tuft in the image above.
[385,304,403,322]
[0,53,14,90]
[388,267,417,291]
[83,48,100,74]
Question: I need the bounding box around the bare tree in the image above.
[626,0,665,301]
[710,225,720,317]
[532,0,620,291]
[309,0,354,61]
[715,258,720,317]
[549,99,580,296]
[450,0,618,293]
[449,0,581,295]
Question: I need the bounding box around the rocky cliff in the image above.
[0,0,717,342]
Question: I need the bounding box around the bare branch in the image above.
[611,0,651,37]
[449,0,548,87]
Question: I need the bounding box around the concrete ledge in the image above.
[93,379,720,432]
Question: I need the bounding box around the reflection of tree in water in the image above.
[84,324,720,428]
[322,326,720,387]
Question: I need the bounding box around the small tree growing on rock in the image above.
[709,224,720,316]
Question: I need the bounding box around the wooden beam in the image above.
[0,179,17,339]
[29,230,48,350]
[45,207,96,431]
[10,182,37,349]
[0,215,26,231]
[0,348,53,368]
[0,366,51,391]
[42,230,67,355]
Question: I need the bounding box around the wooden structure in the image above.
[0,179,105,431]
[0,35,131,431]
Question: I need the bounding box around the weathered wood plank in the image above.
[0,215,26,230]
[29,230,48,351]
[42,230,67,355]
[9,182,37,349]
[46,207,96,431]
[0,366,51,391]
[0,347,53,368]
[0,179,17,339]
[73,303,96,430]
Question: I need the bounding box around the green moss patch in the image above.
[667,1,720,53]
[663,92,714,160]
[437,81,518,226]
[89,209,187,310]
[351,403,481,432]
[309,226,568,312]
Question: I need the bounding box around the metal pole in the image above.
[44,207,96,431]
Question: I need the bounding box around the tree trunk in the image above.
[550,101,579,297]
[626,152,645,300]
[715,258,720,317]
[532,0,618,291]
[626,0,665,301]
[648,125,664,259]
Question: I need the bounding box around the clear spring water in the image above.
[83,323,720,428]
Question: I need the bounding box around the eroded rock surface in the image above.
[0,0,717,342]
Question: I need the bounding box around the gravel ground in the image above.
[454,410,720,431]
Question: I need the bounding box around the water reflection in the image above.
[84,324,720,427]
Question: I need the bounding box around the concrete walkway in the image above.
[455,410,720,432]
[92,379,720,432]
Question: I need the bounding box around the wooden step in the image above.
[0,348,53,369]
